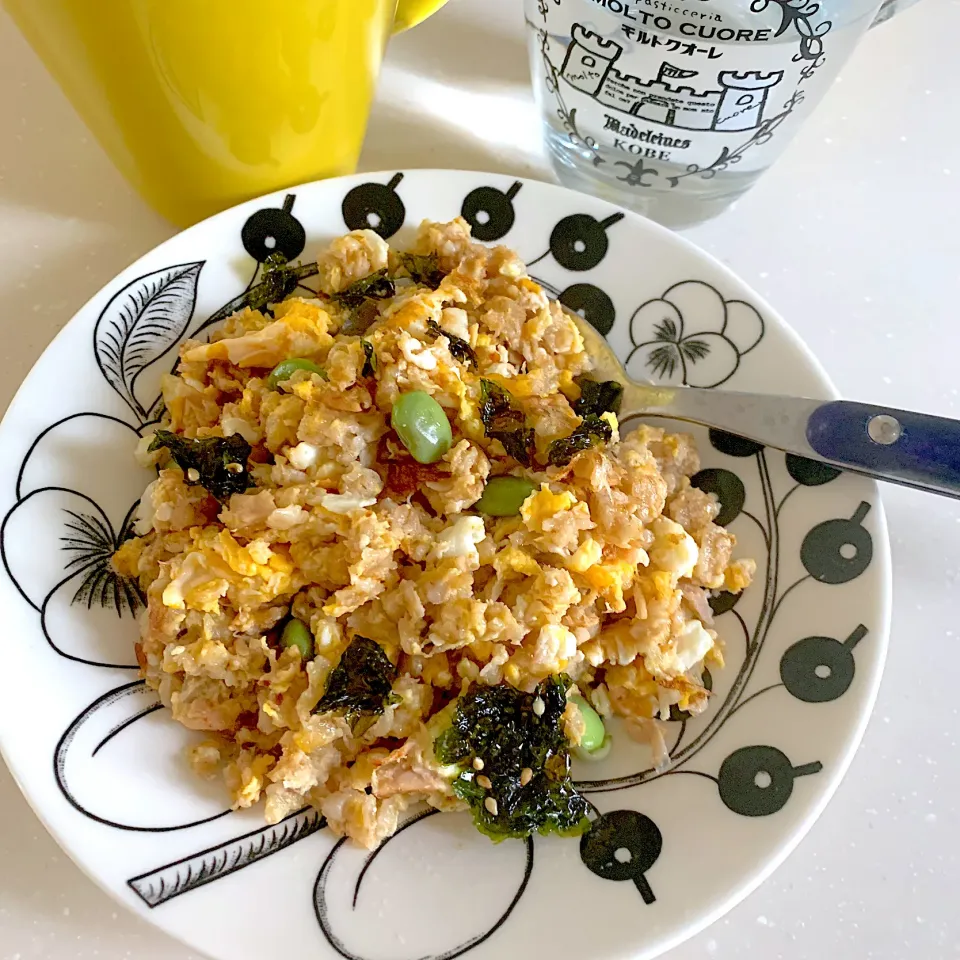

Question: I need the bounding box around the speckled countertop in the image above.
[1,0,958,957]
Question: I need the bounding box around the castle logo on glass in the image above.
[526,0,883,227]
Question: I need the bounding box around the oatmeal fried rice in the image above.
[113,218,755,849]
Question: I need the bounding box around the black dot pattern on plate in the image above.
[342,173,405,238]
[579,810,663,904]
[780,624,866,703]
[786,453,842,486]
[549,213,624,272]
[709,429,764,458]
[800,501,873,584]
[691,468,745,526]
[718,746,823,817]
[241,194,306,263]
[559,284,616,336]
[461,183,521,242]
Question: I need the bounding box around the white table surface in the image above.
[1,1,958,958]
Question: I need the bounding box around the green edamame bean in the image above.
[281,618,314,659]
[474,476,537,517]
[267,358,327,390]
[391,391,453,464]
[571,695,607,754]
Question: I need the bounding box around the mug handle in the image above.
[394,0,448,32]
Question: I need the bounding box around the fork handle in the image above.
[807,401,960,497]
[640,387,960,499]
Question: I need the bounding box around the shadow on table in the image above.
[359,97,549,180]
[0,12,171,413]
[0,12,164,227]
[0,761,198,958]
[388,3,531,90]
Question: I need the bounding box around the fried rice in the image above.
[113,218,754,849]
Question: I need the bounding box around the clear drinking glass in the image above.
[525,0,886,227]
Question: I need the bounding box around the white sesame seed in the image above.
[484,797,499,816]
[533,697,545,716]
[225,462,244,473]
[520,767,533,786]
[477,775,492,789]
[472,757,484,771]
[186,468,200,482]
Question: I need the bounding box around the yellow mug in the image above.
[3,0,448,225]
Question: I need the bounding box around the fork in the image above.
[572,316,960,499]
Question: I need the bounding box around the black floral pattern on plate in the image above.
[0,177,879,960]
[575,436,874,900]
[627,281,765,389]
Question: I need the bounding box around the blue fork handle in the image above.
[807,401,960,497]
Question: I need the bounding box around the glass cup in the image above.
[525,0,887,227]
[2,0,448,226]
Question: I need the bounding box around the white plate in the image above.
[0,170,890,960]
